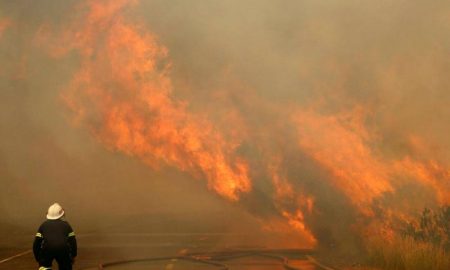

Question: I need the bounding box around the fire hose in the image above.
[0,250,32,264]
[89,249,337,270]
[0,248,337,269]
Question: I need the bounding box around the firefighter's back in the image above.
[39,219,72,251]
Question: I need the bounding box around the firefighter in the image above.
[33,203,77,270]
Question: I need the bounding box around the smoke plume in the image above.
[1,0,449,252]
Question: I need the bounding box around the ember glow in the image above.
[0,18,11,38]
[2,0,450,253]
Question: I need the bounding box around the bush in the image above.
[367,206,450,270]
[402,206,450,250]
[367,236,450,270]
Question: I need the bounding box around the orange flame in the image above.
[53,0,251,201]
[0,18,11,38]
[395,158,450,205]
[293,106,450,218]
[38,0,450,249]
[293,107,393,215]
[268,157,317,247]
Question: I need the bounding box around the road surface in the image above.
[1,233,333,269]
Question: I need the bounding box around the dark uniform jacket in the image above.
[33,219,77,261]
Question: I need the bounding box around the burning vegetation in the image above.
[38,0,450,252]
[367,206,450,269]
[1,0,450,268]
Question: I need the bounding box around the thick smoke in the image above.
[1,0,449,253]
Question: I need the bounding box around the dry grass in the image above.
[367,236,450,270]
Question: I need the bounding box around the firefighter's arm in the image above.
[68,231,77,258]
[32,232,43,261]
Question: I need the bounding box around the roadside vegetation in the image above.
[367,206,450,270]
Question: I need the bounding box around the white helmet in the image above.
[46,203,65,220]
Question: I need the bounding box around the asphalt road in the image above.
[0,233,323,269]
